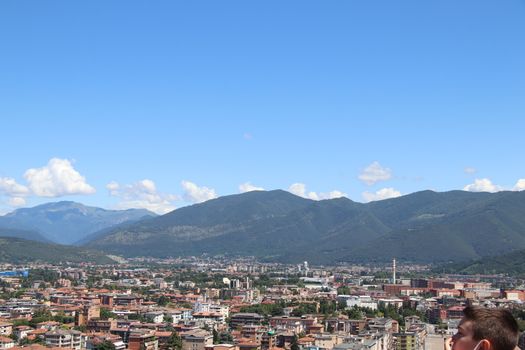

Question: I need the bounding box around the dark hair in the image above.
[463,306,519,350]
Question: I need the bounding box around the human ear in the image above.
[476,339,491,350]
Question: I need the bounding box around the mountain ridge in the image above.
[83,189,525,264]
[0,201,157,244]
[0,227,50,243]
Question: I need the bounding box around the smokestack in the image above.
[392,258,397,285]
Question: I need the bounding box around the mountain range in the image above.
[0,201,156,244]
[82,189,525,264]
[3,189,525,265]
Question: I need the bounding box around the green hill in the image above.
[83,189,525,264]
[351,190,525,262]
[437,248,525,276]
[0,237,115,264]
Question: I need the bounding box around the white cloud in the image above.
[239,182,265,193]
[181,180,217,203]
[289,183,317,199]
[513,179,525,191]
[321,190,347,199]
[106,181,120,193]
[0,177,30,196]
[463,178,503,193]
[362,187,402,202]
[23,158,95,197]
[288,183,347,200]
[358,161,392,185]
[107,179,178,214]
[8,197,26,207]
[464,167,477,174]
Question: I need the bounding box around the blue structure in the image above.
[0,269,29,278]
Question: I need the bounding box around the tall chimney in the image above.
[392,258,397,285]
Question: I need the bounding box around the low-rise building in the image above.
[0,324,12,337]
[181,329,213,350]
[145,311,165,324]
[12,326,32,340]
[230,313,264,329]
[128,330,158,350]
[0,336,15,350]
[44,329,83,350]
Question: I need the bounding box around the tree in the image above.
[240,303,284,318]
[53,311,74,324]
[18,337,33,346]
[21,269,59,288]
[12,319,30,327]
[29,308,52,327]
[219,332,234,344]
[291,303,317,317]
[157,295,170,306]
[213,329,219,344]
[336,300,347,311]
[337,286,351,295]
[290,335,300,350]
[100,308,116,320]
[168,332,182,350]
[164,314,173,324]
[128,313,147,322]
[33,308,52,319]
[74,325,87,332]
[377,303,403,326]
[319,299,336,315]
[345,306,364,320]
[95,340,116,350]
[326,322,334,334]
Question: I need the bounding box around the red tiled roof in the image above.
[155,331,173,337]
[0,336,14,343]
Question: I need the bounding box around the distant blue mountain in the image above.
[0,201,157,245]
[0,226,50,243]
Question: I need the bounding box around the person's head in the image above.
[451,306,519,350]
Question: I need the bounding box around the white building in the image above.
[338,295,378,310]
[45,329,83,350]
[144,311,164,324]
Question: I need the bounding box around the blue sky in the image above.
[1,0,524,214]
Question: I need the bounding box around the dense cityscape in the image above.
[1,257,525,350]
[2,2,524,350]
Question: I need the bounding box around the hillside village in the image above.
[1,258,525,350]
